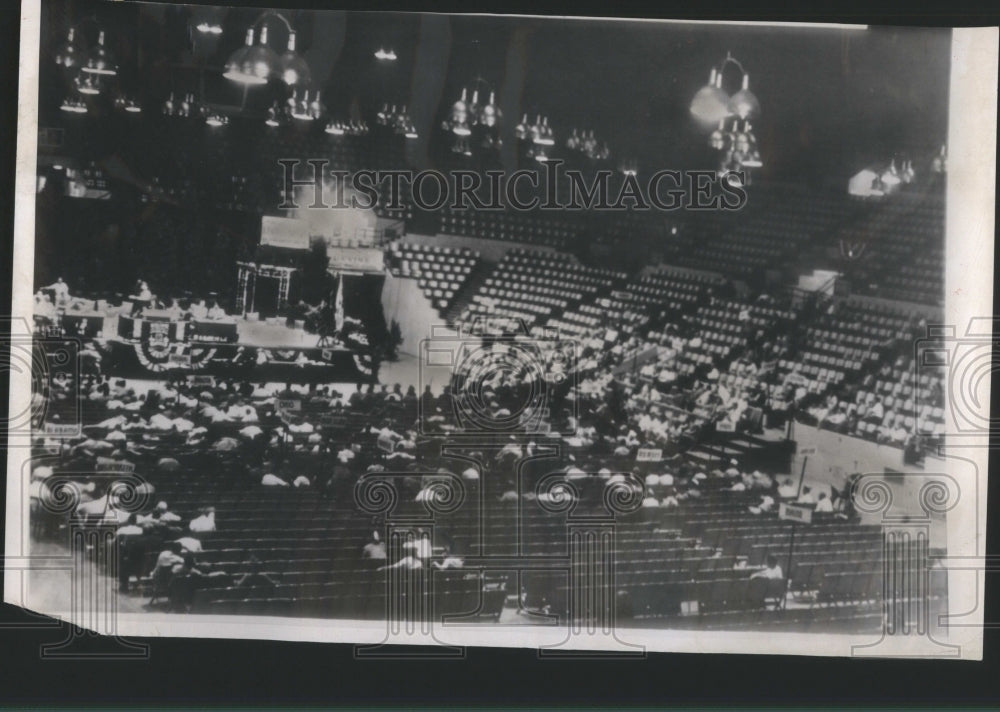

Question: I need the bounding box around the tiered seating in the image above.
[781,301,911,404]
[437,207,579,249]
[676,188,851,280]
[687,298,791,366]
[459,248,623,329]
[627,268,722,314]
[545,300,613,339]
[680,495,884,610]
[386,242,480,314]
[877,199,944,305]
[543,267,713,339]
[839,191,944,307]
[520,480,886,624]
[846,345,946,445]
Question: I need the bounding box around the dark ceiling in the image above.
[38,1,951,187]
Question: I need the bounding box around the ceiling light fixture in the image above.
[54,27,81,69]
[690,53,759,125]
[223,12,309,87]
[81,30,117,76]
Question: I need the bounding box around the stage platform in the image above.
[49,309,375,382]
[100,312,323,349]
[231,319,322,348]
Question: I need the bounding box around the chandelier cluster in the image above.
[52,17,770,181]
[222,15,310,88]
[159,91,228,128]
[930,145,947,175]
[514,115,555,162]
[442,84,502,155]
[376,104,418,139]
[324,119,371,137]
[566,129,611,161]
[690,54,763,177]
[710,117,762,177]
[690,54,760,124]
[619,159,638,177]
[55,24,141,117]
[55,27,118,76]
[162,92,208,119]
[878,157,916,189]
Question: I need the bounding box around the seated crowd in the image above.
[29,328,875,620]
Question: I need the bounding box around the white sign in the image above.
[277,398,302,412]
[636,448,663,462]
[799,446,817,455]
[778,502,813,524]
[327,246,385,273]
[377,432,396,453]
[44,422,80,437]
[168,351,192,367]
[96,457,136,474]
[261,216,311,250]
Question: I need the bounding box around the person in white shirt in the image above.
[189,300,208,320]
[432,553,465,570]
[750,555,784,580]
[46,277,71,305]
[889,419,908,446]
[749,494,776,515]
[189,507,216,533]
[777,478,798,499]
[814,492,834,513]
[98,414,128,430]
[261,473,289,487]
[164,298,184,319]
[378,555,423,571]
[797,487,817,505]
[172,416,195,432]
[499,489,520,502]
[139,501,182,526]
[174,537,203,553]
[402,536,434,560]
[34,291,56,319]
[148,410,175,431]
[362,532,387,562]
[293,475,311,488]
[149,544,185,602]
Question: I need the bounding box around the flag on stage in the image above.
[334,273,344,334]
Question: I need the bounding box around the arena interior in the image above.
[27,2,952,633]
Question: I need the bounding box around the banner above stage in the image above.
[260,216,312,251]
